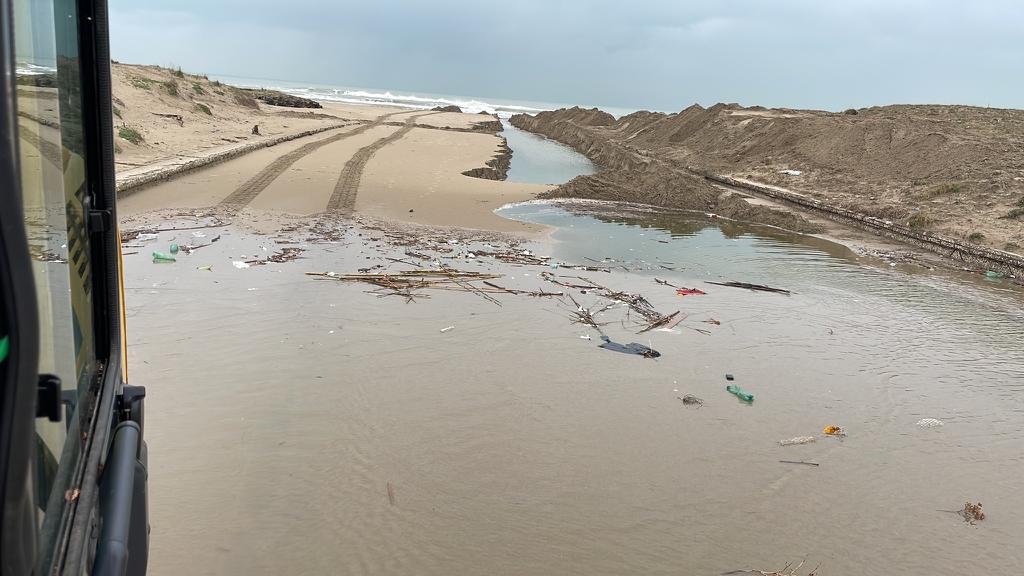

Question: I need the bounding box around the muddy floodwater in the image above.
[123,199,1024,575]
[502,119,596,185]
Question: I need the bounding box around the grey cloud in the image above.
[110,0,1024,111]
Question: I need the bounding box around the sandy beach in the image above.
[99,63,1024,575]
[111,63,550,232]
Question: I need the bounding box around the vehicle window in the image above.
[13,0,96,568]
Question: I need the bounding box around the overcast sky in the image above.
[109,0,1023,112]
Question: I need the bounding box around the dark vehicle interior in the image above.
[0,0,148,573]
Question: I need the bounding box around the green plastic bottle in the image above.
[726,384,754,402]
[170,243,180,255]
[152,251,176,263]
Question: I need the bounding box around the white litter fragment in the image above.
[247,288,257,291]
[136,234,158,243]
[916,418,944,427]
[780,169,803,176]
[192,231,206,238]
[579,335,591,340]
[779,436,817,446]
[232,261,250,269]
[326,271,336,277]
[440,326,455,333]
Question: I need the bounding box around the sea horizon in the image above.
[207,71,642,119]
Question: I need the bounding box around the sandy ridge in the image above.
[218,110,412,209]
[327,112,442,213]
[117,123,349,196]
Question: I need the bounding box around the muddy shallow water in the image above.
[125,203,1024,575]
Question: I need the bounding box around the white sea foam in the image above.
[266,86,549,118]
[16,62,56,76]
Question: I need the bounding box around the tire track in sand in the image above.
[218,110,412,209]
[326,112,442,213]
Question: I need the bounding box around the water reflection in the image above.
[501,119,595,185]
[497,200,1024,355]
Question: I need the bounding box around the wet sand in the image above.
[121,210,1024,576]
[118,106,548,232]
[110,90,1023,575]
[358,127,550,231]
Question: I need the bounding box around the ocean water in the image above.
[209,73,637,119]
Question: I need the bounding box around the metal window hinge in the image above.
[83,196,112,233]
[88,207,112,233]
[37,374,63,422]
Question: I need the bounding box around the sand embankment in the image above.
[108,64,549,232]
[511,104,1024,272]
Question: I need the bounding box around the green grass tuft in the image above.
[162,80,179,96]
[117,125,143,145]
[172,66,184,78]
[112,106,122,119]
[967,232,985,242]
[907,212,933,229]
[194,103,212,116]
[925,182,964,198]
[192,82,205,95]
[129,77,152,90]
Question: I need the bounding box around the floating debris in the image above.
[706,281,791,295]
[960,501,985,524]
[598,335,660,358]
[308,269,502,304]
[678,394,703,407]
[779,436,816,446]
[823,425,845,436]
[916,418,944,428]
[152,251,176,263]
[637,310,683,334]
[726,384,754,402]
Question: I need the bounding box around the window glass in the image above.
[13,0,96,568]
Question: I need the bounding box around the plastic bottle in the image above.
[726,384,754,402]
[152,251,176,263]
[170,243,180,254]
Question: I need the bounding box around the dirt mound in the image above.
[512,103,1024,253]
[245,89,322,109]
[527,106,616,128]
[511,109,822,233]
